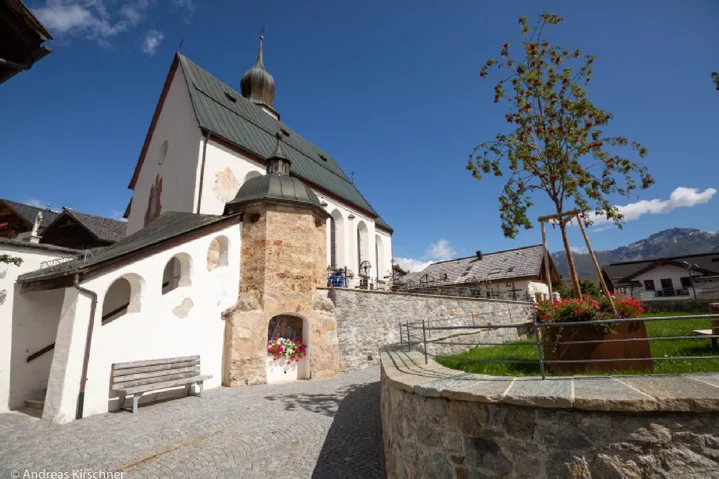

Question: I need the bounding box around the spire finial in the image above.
[266,122,291,175]
[256,32,265,67]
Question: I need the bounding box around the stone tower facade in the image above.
[222,200,341,386]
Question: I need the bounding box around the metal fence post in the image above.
[399,322,403,347]
[406,321,411,352]
[422,320,428,364]
[532,312,546,379]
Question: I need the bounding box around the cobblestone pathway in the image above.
[0,367,385,479]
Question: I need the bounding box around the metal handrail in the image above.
[401,311,719,380]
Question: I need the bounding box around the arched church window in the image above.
[329,216,336,270]
[357,228,361,272]
[162,253,192,294]
[207,236,229,271]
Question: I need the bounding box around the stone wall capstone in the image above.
[324,288,533,371]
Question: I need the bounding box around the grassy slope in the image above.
[435,312,719,376]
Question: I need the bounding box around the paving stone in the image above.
[619,375,719,411]
[0,367,385,479]
[503,377,573,408]
[573,377,658,411]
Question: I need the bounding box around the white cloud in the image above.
[24,198,47,208]
[394,257,433,273]
[141,29,164,55]
[423,239,457,261]
[33,0,129,43]
[172,0,194,23]
[588,187,716,230]
[393,239,458,273]
[570,246,587,254]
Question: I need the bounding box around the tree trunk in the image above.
[559,219,582,299]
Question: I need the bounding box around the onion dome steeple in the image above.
[240,35,276,108]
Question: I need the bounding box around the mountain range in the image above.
[551,228,719,278]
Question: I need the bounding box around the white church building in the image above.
[0,37,393,423]
[125,38,393,283]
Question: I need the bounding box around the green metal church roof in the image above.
[176,53,392,233]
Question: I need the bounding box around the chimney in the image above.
[476,251,483,260]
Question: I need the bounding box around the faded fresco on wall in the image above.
[214,168,240,203]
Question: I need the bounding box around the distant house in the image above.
[0,199,59,239]
[395,244,560,301]
[40,208,127,250]
[602,252,719,300]
[0,199,126,250]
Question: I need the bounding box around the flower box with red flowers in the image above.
[535,295,654,374]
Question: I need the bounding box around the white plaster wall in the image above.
[196,140,265,216]
[43,222,241,423]
[0,245,74,411]
[526,280,550,301]
[126,66,203,235]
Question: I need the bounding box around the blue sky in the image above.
[2,0,718,271]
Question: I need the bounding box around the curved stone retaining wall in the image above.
[381,348,719,479]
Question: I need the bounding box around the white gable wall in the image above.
[0,245,75,411]
[42,222,241,423]
[627,264,697,300]
[126,66,203,236]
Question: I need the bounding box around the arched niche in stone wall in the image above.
[266,314,310,382]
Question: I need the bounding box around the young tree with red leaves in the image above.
[467,12,654,296]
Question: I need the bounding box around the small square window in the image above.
[488,268,501,275]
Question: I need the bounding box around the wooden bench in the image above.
[111,355,212,414]
[693,317,719,351]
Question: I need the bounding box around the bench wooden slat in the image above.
[114,370,203,390]
[112,355,200,370]
[112,366,200,386]
[119,374,212,395]
[112,360,199,378]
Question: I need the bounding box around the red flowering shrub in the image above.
[535,294,644,329]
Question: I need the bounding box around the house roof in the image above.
[130,52,391,232]
[0,198,60,227]
[398,245,553,287]
[18,211,240,285]
[603,252,719,286]
[60,209,127,243]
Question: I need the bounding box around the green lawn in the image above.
[435,312,719,376]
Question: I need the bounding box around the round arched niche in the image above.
[265,314,310,383]
[101,273,145,324]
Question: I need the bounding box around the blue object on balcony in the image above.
[327,272,345,288]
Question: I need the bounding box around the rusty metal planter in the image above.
[542,321,654,374]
